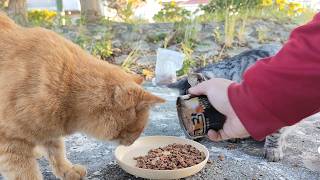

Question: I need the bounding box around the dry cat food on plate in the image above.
[134,143,206,170]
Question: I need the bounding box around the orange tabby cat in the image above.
[0,12,165,180]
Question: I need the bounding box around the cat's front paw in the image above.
[60,164,87,180]
[264,147,283,162]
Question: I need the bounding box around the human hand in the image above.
[188,78,250,141]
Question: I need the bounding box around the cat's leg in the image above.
[0,139,43,180]
[41,138,87,180]
[264,127,290,162]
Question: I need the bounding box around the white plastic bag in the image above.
[154,48,184,85]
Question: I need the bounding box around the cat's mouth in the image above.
[117,133,141,146]
[119,139,134,146]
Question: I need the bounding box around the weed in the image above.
[176,20,200,76]
[153,1,191,23]
[224,7,237,48]
[121,48,140,73]
[146,33,167,44]
[177,43,195,76]
[92,40,113,59]
[213,26,222,44]
[257,27,267,43]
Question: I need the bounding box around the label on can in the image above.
[177,94,226,139]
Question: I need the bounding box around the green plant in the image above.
[171,20,199,46]
[176,20,199,76]
[237,0,250,44]
[213,26,222,44]
[74,33,90,50]
[146,33,167,44]
[257,27,267,43]
[92,40,113,59]
[224,7,237,48]
[108,0,145,22]
[202,0,261,47]
[121,48,140,72]
[0,0,8,10]
[99,16,112,25]
[199,55,209,68]
[119,1,134,22]
[76,14,87,26]
[54,11,72,27]
[177,43,195,76]
[153,1,191,23]
[201,0,261,15]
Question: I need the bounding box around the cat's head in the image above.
[113,83,165,145]
[76,73,165,146]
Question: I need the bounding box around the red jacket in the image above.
[228,13,320,140]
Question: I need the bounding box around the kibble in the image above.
[134,143,206,170]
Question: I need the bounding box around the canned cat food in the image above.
[176,73,226,139]
[176,94,226,139]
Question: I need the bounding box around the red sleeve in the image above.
[228,13,320,141]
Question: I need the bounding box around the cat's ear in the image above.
[131,74,144,84]
[137,91,165,110]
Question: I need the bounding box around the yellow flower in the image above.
[288,2,301,11]
[170,0,176,7]
[276,0,287,5]
[262,0,273,6]
[287,10,294,16]
[278,3,285,10]
[296,7,305,14]
[275,0,286,10]
[142,69,154,79]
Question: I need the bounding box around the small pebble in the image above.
[218,154,225,161]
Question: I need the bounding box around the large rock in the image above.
[114,54,127,65]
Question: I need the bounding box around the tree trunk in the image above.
[80,0,102,23]
[8,0,27,25]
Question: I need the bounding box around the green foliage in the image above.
[92,40,113,59]
[213,26,222,44]
[55,12,72,27]
[76,15,87,26]
[74,33,91,50]
[74,31,113,60]
[257,27,267,43]
[201,0,261,14]
[119,2,135,22]
[170,20,199,46]
[146,33,167,43]
[176,21,199,76]
[153,2,191,23]
[0,0,7,10]
[121,48,140,73]
[177,43,195,76]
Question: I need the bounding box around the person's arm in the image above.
[189,13,320,141]
[229,13,320,140]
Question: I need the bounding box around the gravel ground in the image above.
[1,83,319,180]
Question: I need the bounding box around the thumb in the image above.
[188,82,208,95]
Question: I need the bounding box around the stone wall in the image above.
[55,19,295,72]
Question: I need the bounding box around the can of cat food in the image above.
[176,73,226,139]
[176,94,226,139]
